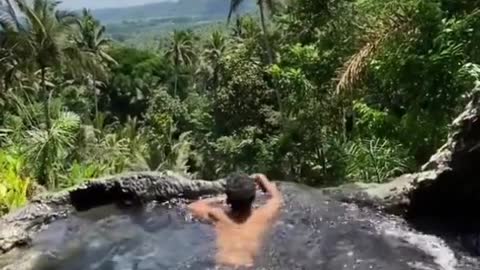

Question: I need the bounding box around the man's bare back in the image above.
[189,174,282,268]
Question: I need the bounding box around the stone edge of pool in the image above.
[0,171,226,254]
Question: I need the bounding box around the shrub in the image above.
[342,138,414,183]
[0,151,30,215]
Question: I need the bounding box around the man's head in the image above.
[225,173,256,213]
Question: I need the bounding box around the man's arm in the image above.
[188,196,228,222]
[252,174,283,220]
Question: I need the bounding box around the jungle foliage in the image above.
[1,0,480,213]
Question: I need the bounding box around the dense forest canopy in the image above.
[1,0,480,215]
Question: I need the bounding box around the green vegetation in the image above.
[105,18,226,48]
[90,0,255,47]
[0,151,30,214]
[91,0,255,23]
[1,0,480,214]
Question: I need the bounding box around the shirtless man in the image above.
[188,173,282,268]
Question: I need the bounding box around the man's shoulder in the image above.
[251,199,282,222]
[208,207,232,223]
[249,208,274,222]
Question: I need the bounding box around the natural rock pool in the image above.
[1,182,478,270]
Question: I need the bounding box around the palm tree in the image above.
[74,8,116,119]
[335,7,412,137]
[1,0,83,185]
[165,30,196,97]
[0,0,22,92]
[228,0,278,64]
[197,31,226,95]
[1,0,79,128]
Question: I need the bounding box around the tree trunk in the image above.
[174,71,178,97]
[258,1,274,65]
[213,65,219,100]
[92,73,98,120]
[41,67,51,131]
[39,66,51,187]
[174,51,180,97]
[258,1,284,125]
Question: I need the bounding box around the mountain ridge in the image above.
[91,0,255,23]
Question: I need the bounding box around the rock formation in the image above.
[331,91,480,227]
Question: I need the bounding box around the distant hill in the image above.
[92,0,256,23]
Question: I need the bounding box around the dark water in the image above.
[31,203,217,270]
[2,183,480,270]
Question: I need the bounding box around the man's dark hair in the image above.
[225,173,256,213]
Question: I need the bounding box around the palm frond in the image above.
[55,10,77,25]
[95,25,106,43]
[18,0,47,37]
[335,9,412,95]
[335,40,378,95]
[0,5,17,31]
[99,50,117,65]
[4,0,21,29]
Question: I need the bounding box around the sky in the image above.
[59,0,173,10]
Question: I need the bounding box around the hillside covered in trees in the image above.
[1,0,480,215]
[91,0,255,23]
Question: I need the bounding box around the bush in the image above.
[342,138,414,183]
[0,151,30,215]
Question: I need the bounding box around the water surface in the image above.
[2,183,479,270]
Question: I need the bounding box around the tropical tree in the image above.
[228,0,279,64]
[0,0,22,92]
[0,0,85,185]
[197,31,226,95]
[0,0,80,127]
[74,8,116,118]
[164,30,196,97]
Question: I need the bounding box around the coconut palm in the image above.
[197,31,226,94]
[334,7,412,138]
[0,0,85,186]
[0,0,80,129]
[228,0,278,64]
[0,0,22,92]
[74,8,116,118]
[165,30,196,97]
[336,8,412,94]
